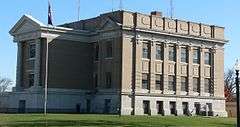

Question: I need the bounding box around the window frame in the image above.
[29,43,36,59]
[168,46,176,62]
[204,52,211,65]
[193,77,200,93]
[156,44,163,60]
[142,73,150,90]
[181,76,188,92]
[168,75,176,91]
[180,47,188,63]
[193,48,200,64]
[105,72,112,88]
[155,74,163,90]
[142,42,150,59]
[105,41,113,58]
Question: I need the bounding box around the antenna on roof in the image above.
[119,0,123,11]
[77,0,80,21]
[170,0,174,19]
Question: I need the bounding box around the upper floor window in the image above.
[193,77,200,93]
[181,77,188,92]
[29,43,36,58]
[181,47,188,63]
[106,41,112,58]
[94,73,98,88]
[142,73,150,90]
[168,46,176,61]
[105,72,112,88]
[156,44,163,60]
[193,49,200,64]
[28,73,34,87]
[94,44,99,61]
[204,52,211,65]
[155,74,163,90]
[204,78,211,93]
[142,43,150,59]
[168,75,176,91]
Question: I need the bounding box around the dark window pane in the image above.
[156,44,163,60]
[29,44,36,58]
[106,42,112,58]
[155,74,163,90]
[193,49,200,64]
[181,47,188,63]
[105,72,112,88]
[168,76,176,91]
[28,74,34,87]
[168,46,176,61]
[204,52,211,65]
[181,77,188,92]
[204,78,211,93]
[142,43,150,59]
[142,73,150,89]
[193,78,200,92]
[94,44,99,61]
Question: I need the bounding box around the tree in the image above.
[224,69,236,102]
[0,77,12,93]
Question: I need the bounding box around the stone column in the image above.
[163,43,169,94]
[200,47,205,96]
[150,41,156,93]
[188,100,195,115]
[175,44,181,95]
[176,100,183,116]
[150,100,157,115]
[163,101,170,115]
[135,39,142,92]
[16,42,23,91]
[188,46,193,95]
[211,48,216,96]
[34,39,41,88]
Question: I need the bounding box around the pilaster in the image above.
[135,39,142,92]
[163,43,169,94]
[150,41,155,93]
[163,101,170,115]
[33,39,41,87]
[188,46,193,95]
[175,44,181,95]
[200,47,205,96]
[16,42,23,91]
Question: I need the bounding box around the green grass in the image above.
[0,114,236,127]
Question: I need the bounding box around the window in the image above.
[94,74,98,88]
[94,44,99,61]
[168,46,176,61]
[156,101,163,115]
[181,77,188,92]
[170,102,176,115]
[156,44,163,60]
[28,73,34,87]
[105,72,112,88]
[104,99,111,113]
[181,47,188,63]
[204,78,211,93]
[193,49,200,64]
[204,52,211,65]
[182,102,189,115]
[142,73,150,90]
[155,74,163,90]
[194,102,201,115]
[142,43,150,59]
[143,101,150,115]
[193,78,200,92]
[106,42,112,58]
[168,76,176,91]
[29,44,36,58]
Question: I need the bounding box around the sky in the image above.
[0,0,239,84]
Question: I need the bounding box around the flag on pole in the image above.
[48,0,53,25]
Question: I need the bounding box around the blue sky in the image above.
[0,0,239,82]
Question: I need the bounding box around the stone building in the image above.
[1,10,227,116]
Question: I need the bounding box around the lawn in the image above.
[0,114,236,127]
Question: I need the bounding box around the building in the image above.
[0,10,227,116]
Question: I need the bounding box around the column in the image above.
[200,47,205,96]
[175,45,181,95]
[150,41,156,93]
[150,100,157,115]
[16,42,23,91]
[163,43,169,94]
[211,48,216,96]
[176,100,183,116]
[134,39,142,92]
[34,39,41,88]
[163,101,170,115]
[188,46,193,95]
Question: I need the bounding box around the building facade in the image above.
[0,10,227,116]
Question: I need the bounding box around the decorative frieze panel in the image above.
[177,21,188,35]
[204,66,211,77]
[155,62,163,74]
[168,63,175,75]
[193,65,199,77]
[190,23,200,36]
[201,24,211,38]
[165,18,176,33]
[142,60,149,72]
[180,64,188,76]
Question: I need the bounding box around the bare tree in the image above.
[224,69,236,102]
[0,77,12,93]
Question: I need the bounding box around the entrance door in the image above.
[194,102,201,115]
[18,100,26,113]
[170,102,176,115]
[143,100,150,115]
[156,101,163,115]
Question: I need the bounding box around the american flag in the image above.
[48,0,53,25]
